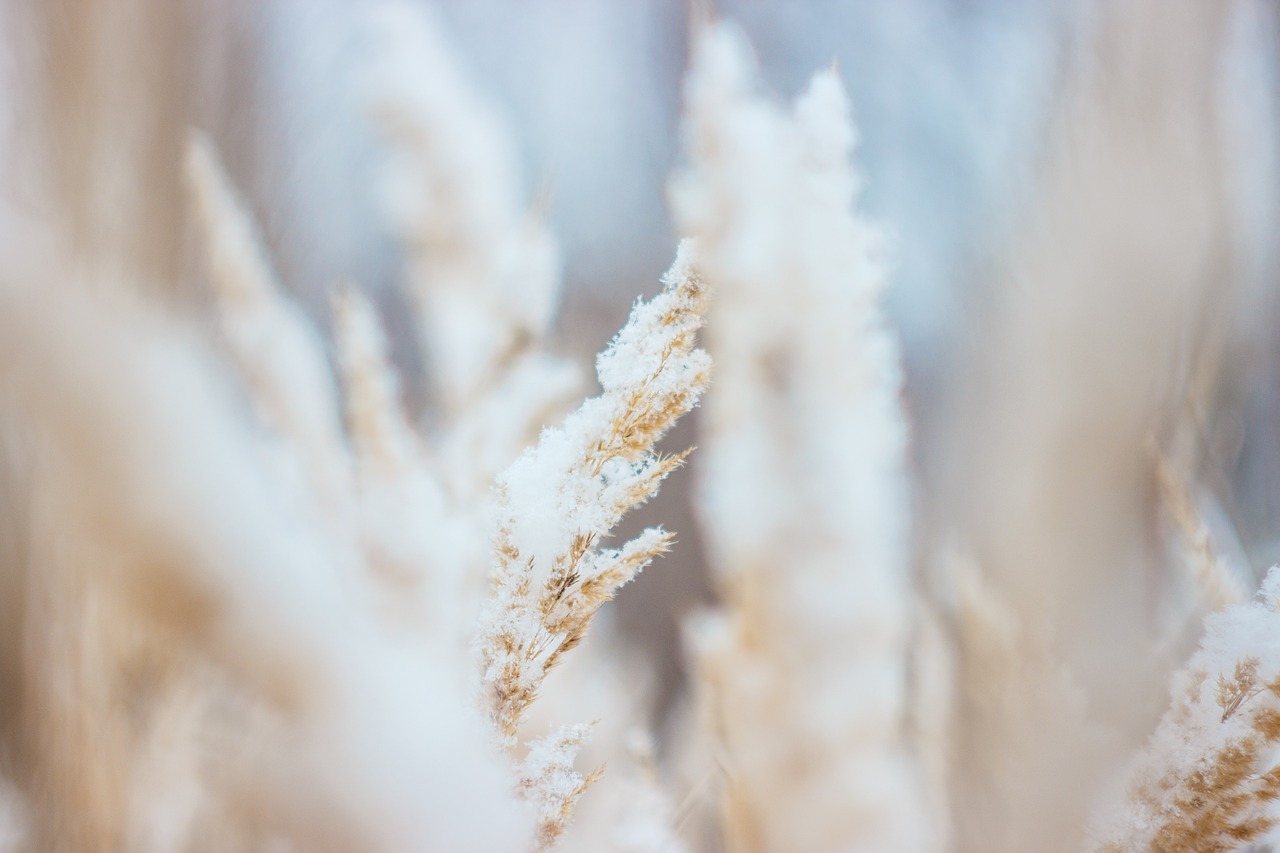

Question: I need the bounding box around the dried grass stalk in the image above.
[477,244,710,847]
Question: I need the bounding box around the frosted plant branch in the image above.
[1088,569,1280,852]
[671,24,935,852]
[518,724,605,852]
[477,245,710,847]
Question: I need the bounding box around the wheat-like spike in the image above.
[477,245,709,842]
[331,282,460,601]
[517,724,606,852]
[479,244,709,744]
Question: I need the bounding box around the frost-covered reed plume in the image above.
[478,242,710,848]
[671,24,933,853]
[362,6,707,846]
[194,6,715,850]
[186,122,544,849]
[1087,571,1280,851]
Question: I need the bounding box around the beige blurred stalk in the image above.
[672,24,936,853]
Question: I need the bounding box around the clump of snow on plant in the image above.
[492,242,708,589]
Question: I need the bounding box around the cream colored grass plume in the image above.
[363,0,579,492]
[333,285,422,481]
[477,243,710,848]
[330,283,458,634]
[184,131,351,514]
[671,23,935,853]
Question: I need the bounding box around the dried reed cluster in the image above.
[2,0,1280,851]
[477,243,709,847]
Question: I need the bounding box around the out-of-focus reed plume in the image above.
[671,24,934,853]
[364,0,578,466]
[1153,448,1247,616]
[357,0,589,651]
[185,130,354,517]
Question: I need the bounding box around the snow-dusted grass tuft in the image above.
[478,243,710,847]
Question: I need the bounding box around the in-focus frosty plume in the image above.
[478,242,710,848]
[671,23,933,853]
